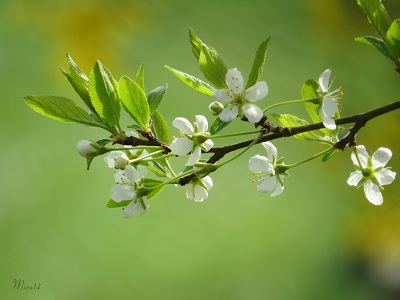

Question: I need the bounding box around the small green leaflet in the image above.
[355,36,393,61]
[301,79,321,124]
[271,113,329,144]
[322,147,339,162]
[147,84,168,116]
[118,76,150,131]
[151,110,171,144]
[164,66,215,96]
[246,37,271,89]
[356,0,392,40]
[60,52,94,112]
[189,29,228,89]
[107,199,131,208]
[386,20,400,60]
[210,118,230,135]
[89,61,121,128]
[136,63,145,91]
[23,95,105,128]
[199,44,227,89]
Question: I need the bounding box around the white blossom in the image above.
[111,165,149,217]
[347,145,396,205]
[249,142,287,196]
[170,115,213,166]
[317,69,342,130]
[213,68,268,123]
[185,176,213,202]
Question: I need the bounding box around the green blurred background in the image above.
[1,0,400,299]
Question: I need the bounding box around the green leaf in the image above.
[89,61,121,127]
[60,52,94,111]
[147,84,168,115]
[322,148,339,162]
[189,29,228,89]
[23,95,104,128]
[301,79,321,124]
[356,0,391,40]
[118,76,150,130]
[199,44,228,89]
[151,110,171,144]
[355,36,393,61]
[246,37,271,89]
[271,113,328,143]
[189,28,202,61]
[136,63,145,91]
[386,20,400,60]
[210,118,230,135]
[164,66,215,96]
[143,178,165,200]
[107,199,131,208]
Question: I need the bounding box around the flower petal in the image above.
[195,115,208,133]
[347,171,363,186]
[249,155,274,174]
[186,146,202,166]
[372,147,392,168]
[375,168,396,186]
[245,81,268,102]
[225,68,244,94]
[111,184,135,202]
[243,103,263,123]
[270,179,284,197]
[170,137,194,156]
[125,131,139,138]
[363,181,383,205]
[352,145,369,168]
[213,89,234,104]
[202,139,214,152]
[219,105,239,122]
[122,201,139,218]
[322,97,338,118]
[172,117,194,134]
[261,141,278,163]
[104,151,126,168]
[257,175,277,193]
[318,69,331,93]
[193,184,208,202]
[201,176,213,190]
[185,183,195,200]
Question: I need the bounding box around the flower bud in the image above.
[76,140,97,158]
[208,101,224,116]
[114,154,130,169]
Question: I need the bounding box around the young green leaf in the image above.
[147,84,168,115]
[23,95,105,128]
[210,118,230,135]
[164,66,215,96]
[386,20,400,60]
[136,63,145,91]
[189,28,202,61]
[60,52,94,111]
[301,79,321,124]
[89,61,121,128]
[246,37,271,89]
[355,36,393,61]
[118,76,150,130]
[356,0,391,40]
[271,113,329,144]
[199,44,228,89]
[107,199,131,208]
[151,110,171,144]
[322,147,339,162]
[143,178,166,200]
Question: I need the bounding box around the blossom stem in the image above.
[147,170,195,191]
[129,150,167,163]
[106,146,163,153]
[352,146,364,168]
[217,132,264,167]
[210,130,261,139]
[284,147,334,169]
[263,97,320,113]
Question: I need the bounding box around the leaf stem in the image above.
[263,97,320,113]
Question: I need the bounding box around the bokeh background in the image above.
[1,0,400,299]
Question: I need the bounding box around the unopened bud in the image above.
[114,154,130,169]
[208,101,224,116]
[76,140,106,158]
